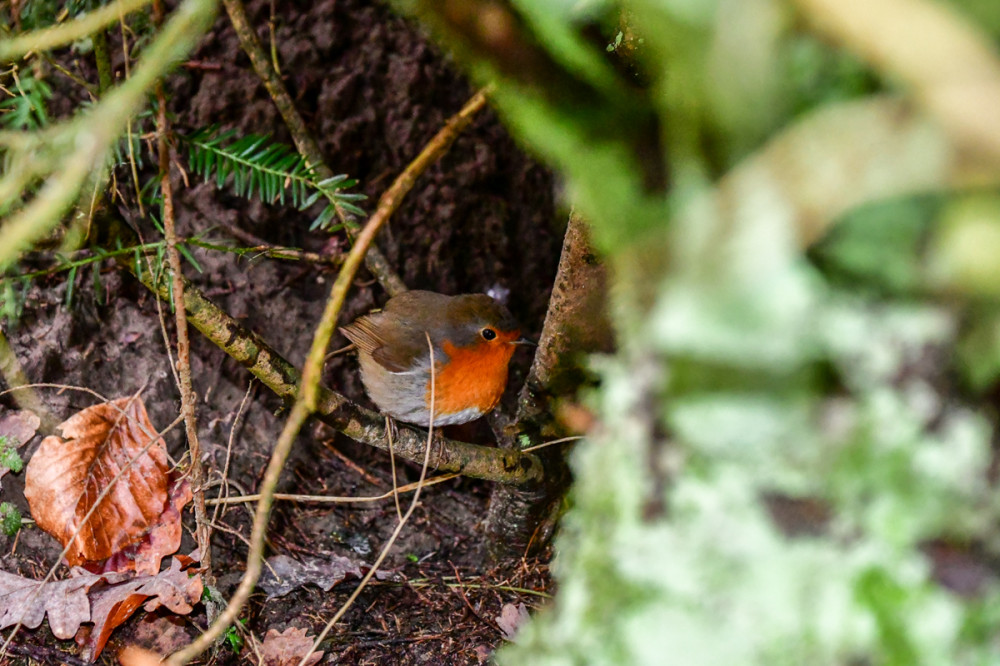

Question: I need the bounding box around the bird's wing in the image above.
[340,313,427,374]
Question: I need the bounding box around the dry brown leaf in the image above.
[80,556,203,661]
[260,627,324,666]
[496,602,530,641]
[0,408,40,447]
[24,397,172,567]
[0,555,201,661]
[97,478,193,576]
[258,554,362,599]
[0,569,94,639]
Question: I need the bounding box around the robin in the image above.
[341,290,532,427]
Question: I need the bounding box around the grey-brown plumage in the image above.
[341,291,525,426]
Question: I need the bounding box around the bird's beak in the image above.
[511,337,536,346]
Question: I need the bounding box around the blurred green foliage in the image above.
[0,74,51,130]
[392,0,1000,663]
[0,502,21,537]
[0,436,24,474]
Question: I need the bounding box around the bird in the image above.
[340,290,532,427]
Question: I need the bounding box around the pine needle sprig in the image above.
[181,127,366,230]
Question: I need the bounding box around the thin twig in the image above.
[401,578,552,599]
[449,562,500,633]
[4,642,92,666]
[210,379,255,526]
[321,441,383,486]
[120,6,145,218]
[217,222,342,265]
[203,473,461,506]
[91,26,113,94]
[387,416,403,522]
[521,436,584,453]
[0,0,152,61]
[154,0,211,576]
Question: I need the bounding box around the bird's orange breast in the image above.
[427,338,517,416]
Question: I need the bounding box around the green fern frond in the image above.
[180,126,366,230]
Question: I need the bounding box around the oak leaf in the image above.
[0,556,202,662]
[258,554,362,599]
[260,627,324,666]
[24,397,176,567]
[79,556,203,661]
[0,569,93,639]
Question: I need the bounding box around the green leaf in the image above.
[177,243,203,273]
[0,436,23,473]
[0,503,21,537]
[65,265,77,307]
[310,205,338,231]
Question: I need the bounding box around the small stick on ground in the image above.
[321,439,383,487]
[153,0,211,577]
[217,222,342,265]
[203,473,460,506]
[210,379,255,526]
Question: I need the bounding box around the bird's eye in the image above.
[481,328,497,341]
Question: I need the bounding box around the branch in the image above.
[513,211,613,432]
[220,0,407,296]
[153,0,212,577]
